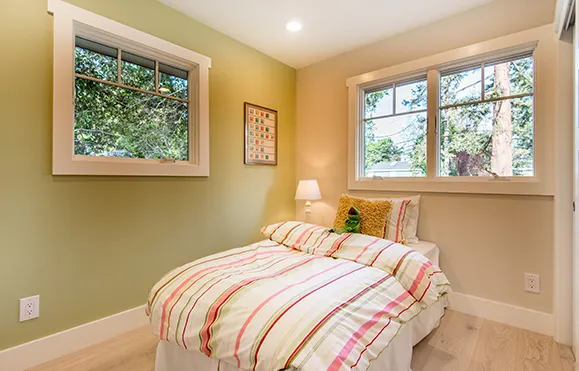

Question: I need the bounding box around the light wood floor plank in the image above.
[559,343,576,371]
[468,320,519,371]
[514,329,562,371]
[29,327,157,371]
[411,310,453,371]
[419,310,483,371]
[31,310,575,371]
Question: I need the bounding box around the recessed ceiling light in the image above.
[286,21,302,32]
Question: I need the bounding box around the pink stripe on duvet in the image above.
[283,274,392,369]
[328,290,412,370]
[199,256,319,355]
[326,233,352,257]
[179,254,295,349]
[252,266,365,371]
[350,297,418,369]
[311,232,331,254]
[291,225,322,249]
[232,260,350,368]
[353,238,381,261]
[407,260,433,297]
[368,242,396,266]
[159,250,289,339]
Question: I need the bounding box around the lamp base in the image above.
[305,200,312,223]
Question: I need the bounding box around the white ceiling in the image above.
[160,0,494,69]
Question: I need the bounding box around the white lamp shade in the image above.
[295,179,322,201]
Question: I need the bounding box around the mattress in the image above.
[407,240,440,266]
[154,296,449,371]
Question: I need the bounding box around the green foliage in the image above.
[400,82,427,176]
[121,60,155,91]
[437,58,533,176]
[364,90,385,144]
[74,47,189,160]
[364,89,407,169]
[75,47,117,81]
[365,138,403,168]
[401,58,534,176]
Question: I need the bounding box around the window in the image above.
[361,53,534,182]
[74,38,190,161]
[439,55,534,177]
[347,30,549,195]
[50,1,211,176]
[364,77,427,178]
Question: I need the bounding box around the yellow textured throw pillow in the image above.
[333,194,392,238]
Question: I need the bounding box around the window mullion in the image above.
[481,63,485,100]
[155,61,159,93]
[117,48,121,84]
[392,83,397,115]
[426,69,440,179]
[358,87,365,180]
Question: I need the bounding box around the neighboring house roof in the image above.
[368,161,411,171]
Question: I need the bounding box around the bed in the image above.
[147,222,450,371]
[407,240,440,267]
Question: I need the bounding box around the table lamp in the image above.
[295,179,322,223]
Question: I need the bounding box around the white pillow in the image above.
[369,195,421,244]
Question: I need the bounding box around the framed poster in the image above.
[244,102,278,166]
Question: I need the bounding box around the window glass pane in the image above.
[75,44,117,82]
[121,51,155,91]
[364,112,427,178]
[396,80,427,114]
[159,63,188,100]
[484,57,534,99]
[441,67,482,107]
[365,87,393,118]
[74,78,188,160]
[439,96,533,177]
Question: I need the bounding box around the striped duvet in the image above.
[147,221,450,371]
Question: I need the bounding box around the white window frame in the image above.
[48,0,211,176]
[346,26,554,195]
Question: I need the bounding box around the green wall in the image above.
[0,0,296,350]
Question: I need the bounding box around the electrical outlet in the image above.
[19,295,40,322]
[524,273,540,294]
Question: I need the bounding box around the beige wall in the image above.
[296,0,559,313]
[0,0,296,350]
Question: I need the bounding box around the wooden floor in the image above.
[32,310,574,371]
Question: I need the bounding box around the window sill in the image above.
[53,155,209,177]
[348,177,552,196]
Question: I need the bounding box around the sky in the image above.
[368,66,494,160]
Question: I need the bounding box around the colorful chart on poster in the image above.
[244,103,277,165]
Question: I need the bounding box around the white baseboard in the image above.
[0,305,149,371]
[0,295,556,370]
[449,292,554,337]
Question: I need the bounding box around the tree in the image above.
[364,90,384,144]
[491,64,512,176]
[365,138,403,168]
[74,47,189,160]
[364,90,405,169]
[402,57,534,177]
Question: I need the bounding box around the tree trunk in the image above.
[456,152,470,176]
[491,64,513,176]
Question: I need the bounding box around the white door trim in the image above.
[554,28,575,347]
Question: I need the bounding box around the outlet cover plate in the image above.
[19,295,40,322]
[524,273,540,294]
